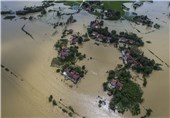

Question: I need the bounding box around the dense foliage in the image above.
[129,47,161,75]
[104,67,144,116]
[119,32,144,46]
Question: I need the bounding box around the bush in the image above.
[111,30,116,35]
[143,78,147,87]
[41,9,46,15]
[48,95,53,102]
[54,41,62,50]
[107,70,115,81]
[103,82,108,91]
[52,100,57,106]
[98,104,102,107]
[68,106,74,113]
[78,55,85,60]
[84,38,90,42]
[83,54,86,58]
[62,108,68,113]
[68,112,73,117]
[143,66,153,75]
[78,37,83,44]
[106,67,143,116]
[5,68,9,72]
[87,28,93,34]
[100,20,104,26]
[82,65,86,70]
[56,69,60,73]
[146,108,152,117]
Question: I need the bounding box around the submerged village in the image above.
[1,0,170,118]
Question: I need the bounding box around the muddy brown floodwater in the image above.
[1,1,169,118]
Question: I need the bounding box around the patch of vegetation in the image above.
[54,39,68,50]
[103,82,108,91]
[68,112,73,117]
[104,67,144,116]
[56,69,60,73]
[102,1,127,16]
[146,41,151,44]
[63,1,82,6]
[48,95,53,102]
[54,45,85,67]
[78,36,83,44]
[143,77,147,87]
[1,65,5,68]
[128,47,161,76]
[84,1,127,18]
[141,108,153,118]
[68,106,75,113]
[52,100,57,106]
[5,68,9,72]
[62,108,68,113]
[119,32,144,46]
[83,38,90,42]
[88,20,144,46]
[82,65,86,70]
[4,15,16,20]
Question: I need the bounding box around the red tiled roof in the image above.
[117,82,123,88]
[110,79,124,89]
[111,79,117,85]
[59,48,70,59]
[67,70,80,80]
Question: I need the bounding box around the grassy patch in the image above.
[63,1,82,6]
[102,1,127,15]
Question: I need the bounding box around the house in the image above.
[96,34,104,42]
[116,81,123,89]
[121,49,143,67]
[63,68,80,84]
[92,31,98,37]
[107,79,123,90]
[59,48,70,60]
[70,34,79,44]
[119,37,129,43]
[121,50,129,64]
[90,20,101,29]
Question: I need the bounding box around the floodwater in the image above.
[1,1,169,118]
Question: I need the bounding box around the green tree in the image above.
[143,77,147,87]
[111,30,116,35]
[78,37,83,44]
[82,65,86,70]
